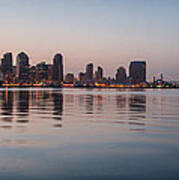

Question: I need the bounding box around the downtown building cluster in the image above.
[0,51,147,87]
[0,52,63,87]
[73,61,146,87]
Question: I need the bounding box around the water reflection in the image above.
[0,89,148,124]
[129,95,146,112]
[0,89,178,180]
[116,95,127,109]
[1,90,14,122]
[85,95,94,114]
[16,91,29,118]
[52,92,63,121]
[0,89,168,131]
[128,95,146,131]
[96,95,103,113]
[0,89,64,128]
[0,89,178,137]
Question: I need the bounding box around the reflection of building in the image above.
[129,61,146,84]
[115,66,127,83]
[65,73,74,83]
[1,90,14,122]
[53,53,64,83]
[86,63,93,81]
[129,95,146,112]
[128,94,146,124]
[116,95,127,109]
[17,91,29,117]
[16,52,30,82]
[96,95,103,112]
[52,92,63,120]
[1,52,13,80]
[85,95,94,114]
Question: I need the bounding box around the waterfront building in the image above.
[36,62,48,82]
[65,73,74,83]
[46,64,53,81]
[129,61,146,84]
[16,52,30,82]
[86,63,93,81]
[95,66,103,82]
[79,72,86,82]
[29,66,36,83]
[115,66,127,83]
[1,52,13,80]
[53,53,64,83]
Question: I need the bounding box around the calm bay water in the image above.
[0,88,179,180]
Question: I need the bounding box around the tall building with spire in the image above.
[53,53,64,83]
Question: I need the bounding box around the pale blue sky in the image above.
[0,0,179,80]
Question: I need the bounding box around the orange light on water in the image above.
[62,84,74,87]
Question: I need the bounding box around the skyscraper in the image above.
[129,61,146,84]
[16,52,29,82]
[1,52,13,79]
[86,63,93,81]
[53,53,64,83]
[96,66,103,82]
[115,66,127,83]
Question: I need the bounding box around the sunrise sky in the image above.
[0,0,179,80]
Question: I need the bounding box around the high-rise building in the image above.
[46,64,53,81]
[86,63,93,81]
[95,66,103,82]
[115,66,127,83]
[129,61,146,84]
[53,53,64,83]
[16,52,29,82]
[1,52,13,80]
[29,66,36,83]
[36,62,48,81]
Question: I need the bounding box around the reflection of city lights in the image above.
[62,83,74,87]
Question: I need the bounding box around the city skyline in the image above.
[0,0,179,80]
[0,51,176,82]
[0,51,147,84]
[1,50,176,88]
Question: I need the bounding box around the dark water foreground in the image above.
[0,88,179,180]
